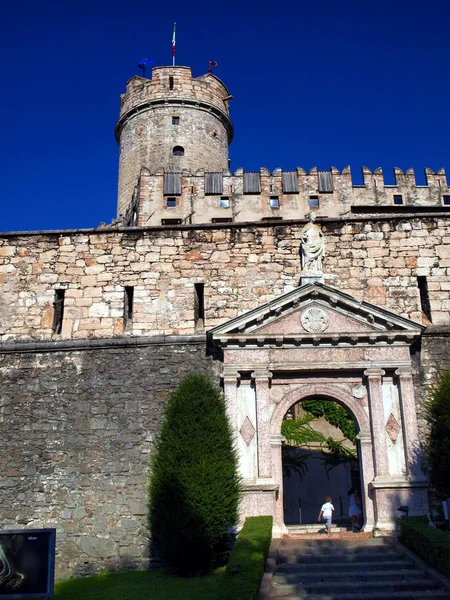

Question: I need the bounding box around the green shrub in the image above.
[424,370,450,498]
[397,516,450,578]
[148,373,241,577]
[221,516,273,600]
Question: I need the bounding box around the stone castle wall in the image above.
[2,215,450,342]
[0,338,216,579]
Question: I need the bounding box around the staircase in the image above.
[264,536,450,600]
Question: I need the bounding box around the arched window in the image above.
[173,146,184,156]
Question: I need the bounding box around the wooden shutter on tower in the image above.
[282,171,299,194]
[318,171,333,193]
[243,172,261,194]
[163,172,182,195]
[205,172,223,195]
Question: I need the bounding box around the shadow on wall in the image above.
[282,446,359,525]
[0,341,216,579]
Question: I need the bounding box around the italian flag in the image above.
[172,23,176,57]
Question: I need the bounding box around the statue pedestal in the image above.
[299,273,338,286]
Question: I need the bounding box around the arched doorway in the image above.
[281,396,362,530]
[270,384,375,535]
[210,282,428,535]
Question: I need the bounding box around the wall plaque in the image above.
[0,528,56,599]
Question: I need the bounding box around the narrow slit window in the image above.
[173,146,184,156]
[166,197,177,208]
[172,116,179,125]
[417,277,432,322]
[52,289,65,334]
[124,286,134,327]
[194,283,204,327]
[309,196,319,208]
[393,194,403,205]
[270,196,280,208]
[169,76,174,90]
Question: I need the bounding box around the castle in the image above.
[1,65,450,578]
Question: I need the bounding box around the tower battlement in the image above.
[117,66,233,125]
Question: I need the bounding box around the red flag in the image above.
[172,23,176,57]
[208,60,218,73]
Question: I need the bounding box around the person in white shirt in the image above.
[318,496,335,535]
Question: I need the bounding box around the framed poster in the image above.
[0,529,56,599]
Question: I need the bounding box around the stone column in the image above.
[395,367,424,479]
[271,433,287,535]
[252,369,273,479]
[355,431,375,531]
[364,368,389,478]
[222,368,241,435]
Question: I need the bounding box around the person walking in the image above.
[348,487,362,532]
[318,496,334,536]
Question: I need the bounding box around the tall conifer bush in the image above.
[424,370,450,499]
[148,373,241,576]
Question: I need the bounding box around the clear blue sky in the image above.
[1,0,450,232]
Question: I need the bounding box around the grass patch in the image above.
[54,567,225,600]
[54,515,273,600]
[221,515,273,600]
[397,516,450,578]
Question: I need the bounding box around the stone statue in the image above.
[300,212,325,273]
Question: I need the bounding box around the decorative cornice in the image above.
[0,334,207,355]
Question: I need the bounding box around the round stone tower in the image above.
[115,65,234,217]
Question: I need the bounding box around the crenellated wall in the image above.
[122,166,450,228]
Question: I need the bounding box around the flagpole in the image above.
[172,22,176,66]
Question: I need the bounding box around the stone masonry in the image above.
[1,64,450,578]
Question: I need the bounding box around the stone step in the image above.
[270,577,443,596]
[275,566,421,580]
[270,591,450,600]
[276,559,416,573]
[280,536,388,547]
[278,551,407,564]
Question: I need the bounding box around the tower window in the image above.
[172,116,179,125]
[194,283,204,327]
[166,197,177,208]
[52,289,65,334]
[220,197,230,208]
[124,286,134,328]
[173,146,184,156]
[169,76,174,90]
[393,194,403,205]
[417,277,432,322]
[443,195,450,205]
[270,196,280,208]
[309,196,319,208]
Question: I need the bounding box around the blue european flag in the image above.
[137,58,154,77]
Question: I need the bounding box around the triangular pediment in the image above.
[208,283,424,348]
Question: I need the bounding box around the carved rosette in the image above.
[300,307,329,333]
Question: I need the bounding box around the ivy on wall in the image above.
[280,401,357,479]
[301,399,357,442]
